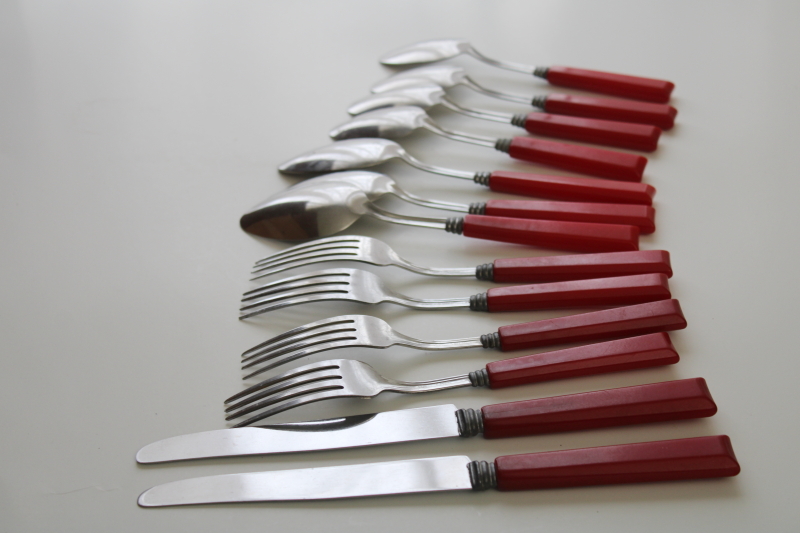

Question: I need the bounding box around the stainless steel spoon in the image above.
[380,39,675,103]
[349,82,660,152]
[328,106,648,181]
[314,170,655,233]
[278,139,655,205]
[370,65,676,130]
[240,171,639,253]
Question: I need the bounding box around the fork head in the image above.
[240,315,405,379]
[240,268,395,319]
[251,236,402,280]
[224,359,390,427]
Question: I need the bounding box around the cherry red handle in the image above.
[481,378,716,439]
[491,250,672,283]
[496,299,687,352]
[486,171,655,205]
[494,435,740,490]
[484,199,655,234]
[545,66,675,103]
[485,273,669,312]
[523,113,661,152]
[486,333,679,388]
[461,215,638,253]
[505,137,647,181]
[542,94,677,130]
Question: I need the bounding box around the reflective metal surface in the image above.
[136,405,461,463]
[372,65,468,93]
[329,106,429,140]
[380,39,472,66]
[348,83,446,115]
[137,455,473,506]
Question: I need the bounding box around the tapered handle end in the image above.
[545,66,675,103]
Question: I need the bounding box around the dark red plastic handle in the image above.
[486,333,679,388]
[491,250,672,283]
[506,137,647,181]
[495,435,739,490]
[486,273,669,312]
[543,94,677,130]
[461,215,638,253]
[481,378,716,439]
[487,171,655,205]
[496,299,687,352]
[523,114,660,152]
[545,66,675,103]
[484,200,655,234]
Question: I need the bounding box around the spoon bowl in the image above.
[278,138,408,175]
[380,39,472,66]
[372,65,468,93]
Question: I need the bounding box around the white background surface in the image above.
[2,1,799,531]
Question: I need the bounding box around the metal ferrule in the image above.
[468,292,489,311]
[473,171,491,186]
[474,262,494,281]
[468,368,491,388]
[444,217,465,235]
[468,460,497,491]
[510,113,528,129]
[455,408,484,437]
[494,138,512,153]
[480,331,501,349]
[531,95,548,109]
[468,202,486,215]
[533,66,550,79]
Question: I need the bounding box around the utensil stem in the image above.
[439,96,513,123]
[423,119,497,148]
[366,203,449,230]
[399,151,475,180]
[467,47,535,75]
[461,76,531,104]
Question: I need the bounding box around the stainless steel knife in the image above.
[138,435,740,506]
[137,378,716,463]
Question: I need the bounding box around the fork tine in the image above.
[242,339,361,379]
[242,270,351,300]
[239,293,351,320]
[250,250,363,280]
[225,373,343,419]
[241,317,357,361]
[242,332,358,369]
[253,236,362,267]
[225,360,343,404]
[231,389,355,428]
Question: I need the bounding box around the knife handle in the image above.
[484,170,655,205]
[520,113,661,152]
[483,250,672,284]
[486,333,678,388]
[542,66,675,103]
[483,200,656,234]
[480,273,670,312]
[538,94,677,130]
[459,215,639,253]
[491,435,739,490]
[500,137,648,181]
[480,378,715,439]
[491,299,687,352]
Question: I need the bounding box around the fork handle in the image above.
[482,250,672,283]
[497,137,648,181]
[486,333,678,388]
[490,436,739,491]
[482,200,655,234]
[536,94,677,130]
[483,170,655,205]
[491,299,687,352]
[518,113,661,152]
[480,273,669,312]
[456,215,639,253]
[479,378,716,439]
[541,66,675,103]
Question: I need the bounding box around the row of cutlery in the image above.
[137,39,739,507]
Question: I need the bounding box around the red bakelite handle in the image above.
[461,215,638,253]
[523,114,660,152]
[487,171,655,205]
[481,378,716,439]
[491,250,672,283]
[506,137,647,181]
[545,66,675,103]
[484,200,655,234]
[487,333,679,388]
[485,273,669,312]
[543,94,677,130]
[494,435,740,490]
[496,299,687,352]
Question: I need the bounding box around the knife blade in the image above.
[137,377,716,463]
[137,435,740,506]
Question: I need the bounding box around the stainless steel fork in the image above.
[239,300,687,379]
